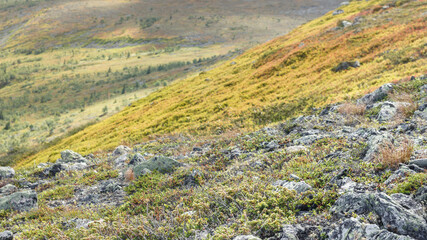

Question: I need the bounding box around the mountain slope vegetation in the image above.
[19,0,427,167]
[0,0,340,165]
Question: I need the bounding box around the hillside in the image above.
[0,71,426,239]
[19,0,427,168]
[0,0,341,165]
[0,0,425,239]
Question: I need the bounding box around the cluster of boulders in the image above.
[231,77,426,240]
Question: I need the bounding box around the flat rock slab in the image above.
[134,156,183,176]
[0,191,37,212]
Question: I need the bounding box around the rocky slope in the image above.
[0,76,425,239]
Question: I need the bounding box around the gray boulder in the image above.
[373,192,427,239]
[129,153,145,165]
[0,167,15,180]
[375,102,412,122]
[329,218,365,240]
[333,9,344,15]
[390,193,425,216]
[332,61,360,72]
[363,132,394,161]
[68,162,88,171]
[233,235,261,240]
[330,219,415,240]
[114,154,128,167]
[133,156,183,176]
[274,180,312,194]
[409,159,427,169]
[414,186,427,203]
[58,150,87,164]
[357,83,394,105]
[41,163,67,177]
[0,184,17,195]
[0,190,37,212]
[0,231,13,240]
[331,192,427,239]
[112,145,131,156]
[294,135,325,146]
[276,225,299,240]
[384,166,415,185]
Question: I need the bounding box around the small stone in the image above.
[112,145,131,156]
[333,9,344,15]
[58,150,87,164]
[274,180,312,194]
[0,167,15,180]
[233,235,261,240]
[129,153,145,165]
[341,20,352,28]
[0,230,13,240]
[357,83,394,105]
[285,146,309,153]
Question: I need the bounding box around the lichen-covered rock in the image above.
[0,230,13,240]
[384,165,415,185]
[233,235,261,240]
[129,153,145,165]
[329,218,365,240]
[375,102,412,122]
[363,132,394,161]
[330,192,374,216]
[409,159,427,169]
[275,225,299,240]
[414,186,426,203]
[0,190,37,212]
[285,146,309,153]
[68,162,88,171]
[357,83,394,105]
[0,184,17,195]
[373,192,427,239]
[41,163,67,177]
[114,154,128,168]
[331,192,427,239]
[0,167,15,180]
[133,156,183,176]
[390,193,425,217]
[274,180,312,194]
[329,219,416,240]
[58,150,87,164]
[112,145,131,156]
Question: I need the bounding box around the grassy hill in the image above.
[17,0,427,168]
[0,0,340,165]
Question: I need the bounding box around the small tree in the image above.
[103,106,108,114]
[0,111,4,120]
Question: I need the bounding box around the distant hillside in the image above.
[0,0,342,50]
[18,0,427,167]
